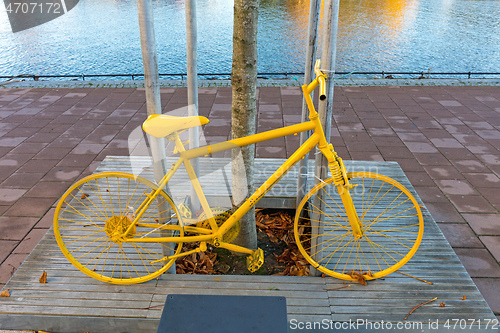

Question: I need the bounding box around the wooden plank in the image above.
[0,158,496,333]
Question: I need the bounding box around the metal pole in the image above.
[185,0,200,210]
[296,0,321,208]
[136,0,175,274]
[310,0,341,276]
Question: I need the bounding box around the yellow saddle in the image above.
[142,114,209,138]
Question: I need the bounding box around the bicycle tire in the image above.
[54,172,183,284]
[294,172,424,281]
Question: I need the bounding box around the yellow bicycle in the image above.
[53,61,424,284]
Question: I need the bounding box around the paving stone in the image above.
[4,198,55,218]
[0,240,19,264]
[472,278,500,314]
[17,159,59,173]
[479,236,500,262]
[423,165,465,180]
[435,179,479,195]
[70,143,107,155]
[35,208,56,229]
[348,151,384,161]
[0,253,28,284]
[0,137,27,147]
[464,214,500,235]
[414,186,448,203]
[256,146,286,158]
[405,141,439,153]
[0,188,26,204]
[463,173,500,188]
[478,154,500,166]
[448,195,497,213]
[413,152,451,166]
[42,166,84,182]
[0,216,38,240]
[452,159,490,173]
[33,147,72,160]
[13,228,49,255]
[56,154,95,167]
[425,201,465,223]
[437,223,484,248]
[391,158,426,172]
[454,248,500,278]
[24,181,71,198]
[403,171,435,187]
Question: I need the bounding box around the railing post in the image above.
[136,0,175,274]
[185,0,200,210]
[296,0,321,209]
[310,0,341,277]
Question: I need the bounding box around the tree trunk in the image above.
[231,0,259,250]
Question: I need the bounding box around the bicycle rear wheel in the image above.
[294,172,424,281]
[54,172,183,284]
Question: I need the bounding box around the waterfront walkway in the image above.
[0,82,499,321]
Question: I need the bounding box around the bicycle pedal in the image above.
[246,248,264,272]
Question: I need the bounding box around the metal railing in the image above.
[1,71,500,81]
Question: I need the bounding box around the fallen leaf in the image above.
[0,289,10,297]
[81,193,89,199]
[347,271,367,286]
[440,302,446,307]
[39,270,47,283]
[462,296,466,300]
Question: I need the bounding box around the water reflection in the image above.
[0,0,499,76]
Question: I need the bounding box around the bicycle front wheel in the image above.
[54,172,183,284]
[294,172,424,281]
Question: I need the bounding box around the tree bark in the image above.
[231,0,259,250]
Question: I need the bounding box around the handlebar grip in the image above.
[318,76,327,101]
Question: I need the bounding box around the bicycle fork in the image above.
[329,155,364,239]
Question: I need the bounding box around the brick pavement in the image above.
[0,84,499,319]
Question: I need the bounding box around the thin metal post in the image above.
[185,0,200,210]
[311,0,341,277]
[136,0,175,274]
[296,0,321,208]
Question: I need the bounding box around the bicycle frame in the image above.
[126,70,361,256]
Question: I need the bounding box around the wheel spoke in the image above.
[54,173,183,284]
[294,173,423,281]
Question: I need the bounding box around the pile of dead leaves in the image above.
[176,209,309,276]
[176,251,218,275]
[256,209,310,276]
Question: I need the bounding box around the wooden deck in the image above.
[0,157,497,332]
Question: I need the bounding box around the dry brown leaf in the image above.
[256,220,268,229]
[0,289,10,297]
[81,193,89,199]
[440,302,446,307]
[347,271,367,286]
[39,270,47,283]
[462,296,467,300]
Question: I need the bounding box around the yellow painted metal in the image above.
[247,248,265,272]
[53,172,184,284]
[293,172,424,281]
[54,58,424,284]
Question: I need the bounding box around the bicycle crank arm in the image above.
[150,242,207,263]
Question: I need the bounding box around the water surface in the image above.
[0,0,499,76]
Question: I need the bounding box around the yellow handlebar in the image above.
[314,59,327,101]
